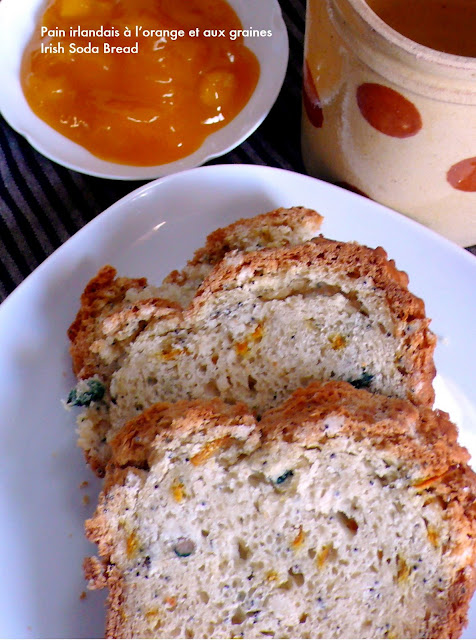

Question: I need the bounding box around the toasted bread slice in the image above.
[85,382,476,639]
[109,237,435,434]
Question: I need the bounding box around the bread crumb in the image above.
[80,591,87,600]
[79,480,89,489]
[82,495,90,505]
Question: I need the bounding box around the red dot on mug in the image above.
[356,83,422,138]
[303,60,324,129]
[447,157,476,192]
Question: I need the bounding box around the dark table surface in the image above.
[0,0,474,305]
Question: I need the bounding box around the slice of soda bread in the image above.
[84,381,476,639]
[108,237,435,434]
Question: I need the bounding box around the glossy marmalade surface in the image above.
[21,0,260,166]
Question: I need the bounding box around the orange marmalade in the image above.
[21,0,260,166]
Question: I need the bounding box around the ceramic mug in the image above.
[302,0,476,246]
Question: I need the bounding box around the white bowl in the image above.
[0,0,288,180]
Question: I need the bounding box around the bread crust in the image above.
[68,265,180,381]
[68,266,144,378]
[109,398,257,469]
[84,556,128,638]
[162,206,323,287]
[261,381,468,471]
[191,237,436,406]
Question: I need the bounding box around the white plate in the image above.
[1,165,475,638]
[0,0,288,180]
